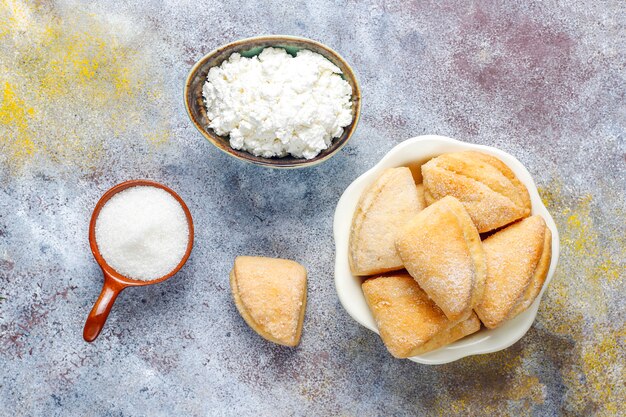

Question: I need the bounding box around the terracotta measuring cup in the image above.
[83,179,194,342]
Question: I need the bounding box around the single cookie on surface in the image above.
[475,216,552,329]
[422,151,531,233]
[395,196,486,322]
[349,167,424,276]
[362,274,480,358]
[230,256,307,347]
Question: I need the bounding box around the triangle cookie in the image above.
[362,274,480,358]
[395,196,486,322]
[422,151,531,233]
[475,216,551,328]
[230,256,307,346]
[349,167,424,276]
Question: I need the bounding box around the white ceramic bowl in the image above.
[334,135,559,364]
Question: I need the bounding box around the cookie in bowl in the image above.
[422,151,531,233]
[362,273,481,358]
[349,167,425,276]
[396,195,486,323]
[475,215,552,329]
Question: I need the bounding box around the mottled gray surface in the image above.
[0,1,624,416]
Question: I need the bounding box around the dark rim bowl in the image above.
[184,35,361,169]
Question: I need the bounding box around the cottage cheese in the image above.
[202,47,353,159]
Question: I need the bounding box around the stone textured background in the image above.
[0,1,624,416]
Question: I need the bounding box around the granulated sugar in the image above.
[95,186,189,281]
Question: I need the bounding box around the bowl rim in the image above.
[333,135,560,364]
[183,34,362,169]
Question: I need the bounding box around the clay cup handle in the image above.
[83,272,125,342]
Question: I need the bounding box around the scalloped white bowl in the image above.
[334,135,559,364]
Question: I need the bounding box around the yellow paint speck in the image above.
[0,0,171,172]
[0,82,37,161]
[537,179,625,416]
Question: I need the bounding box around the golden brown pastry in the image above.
[422,151,531,233]
[230,256,307,346]
[475,216,552,328]
[411,312,481,356]
[395,196,486,322]
[349,167,424,276]
[362,274,480,358]
[416,183,426,208]
[508,226,552,318]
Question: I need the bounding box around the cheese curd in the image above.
[202,47,353,159]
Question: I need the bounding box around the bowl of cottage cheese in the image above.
[185,35,361,168]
